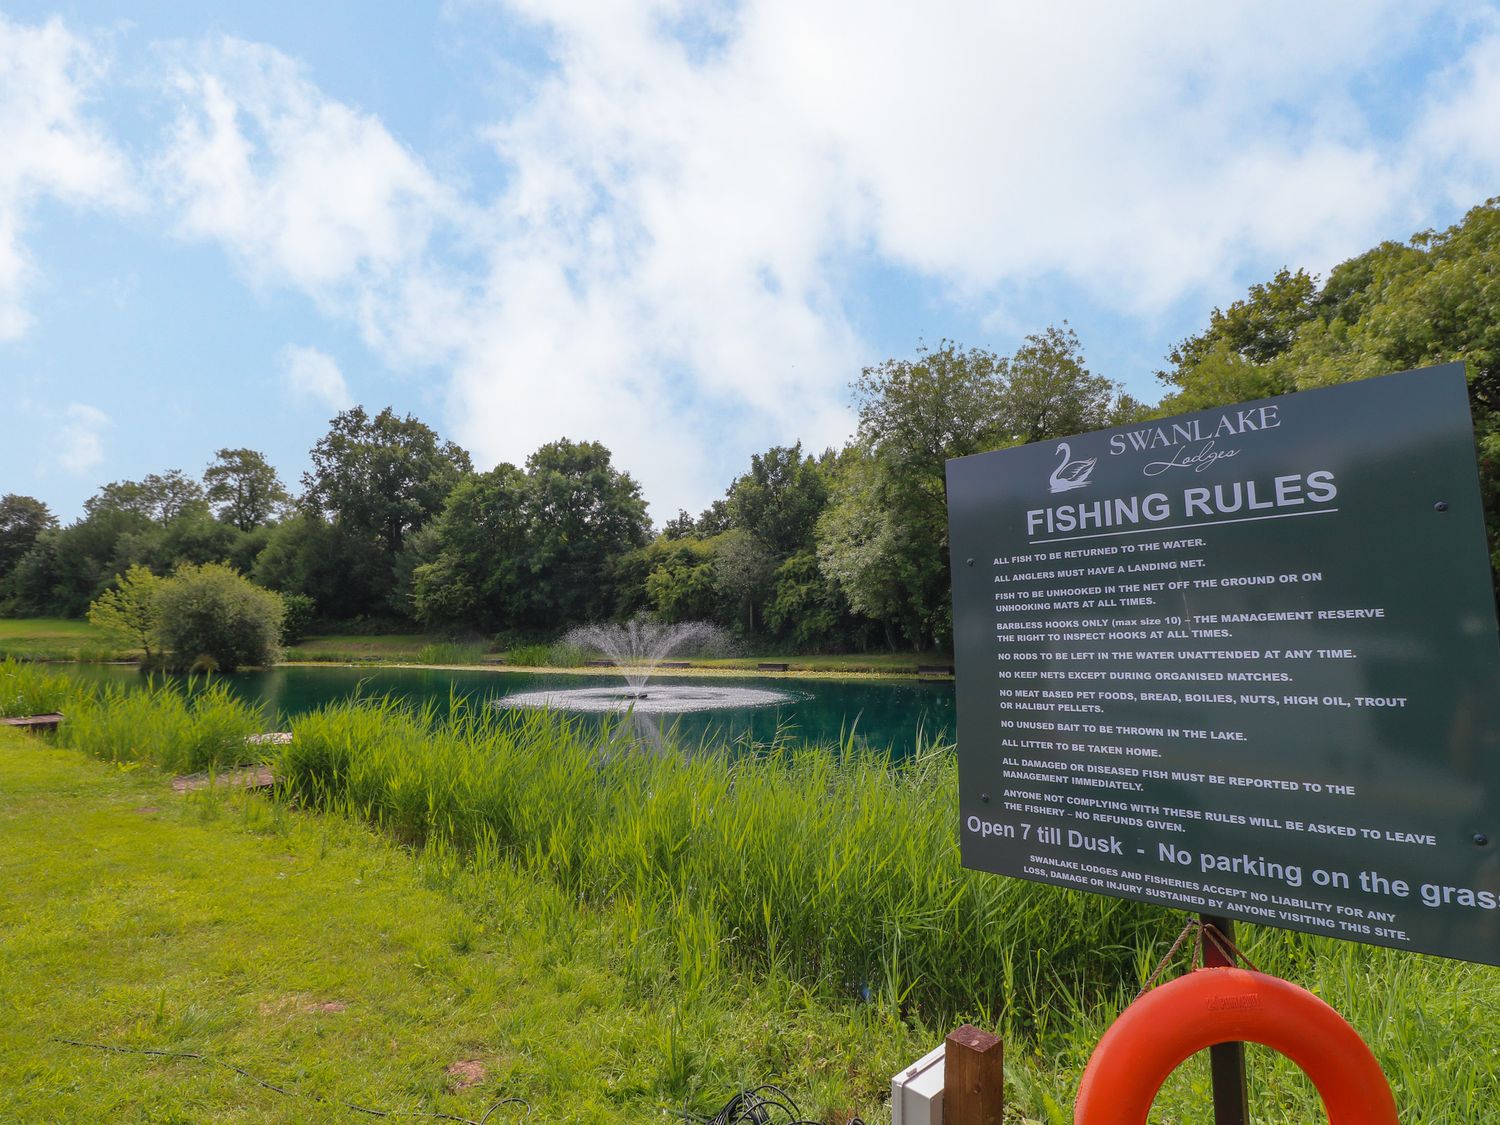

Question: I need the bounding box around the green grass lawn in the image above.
[0,732,925,1123]
[283,633,494,664]
[0,617,944,676]
[0,617,130,661]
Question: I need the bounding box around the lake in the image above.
[61,664,956,755]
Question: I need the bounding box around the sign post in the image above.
[946,363,1500,1110]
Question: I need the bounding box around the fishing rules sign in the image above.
[946,364,1500,965]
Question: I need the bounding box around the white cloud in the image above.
[0,15,135,340]
[59,403,109,474]
[280,344,351,411]
[159,38,458,309]
[153,3,1500,517]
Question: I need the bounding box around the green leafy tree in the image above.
[302,406,473,557]
[817,449,946,650]
[763,549,866,650]
[410,465,531,630]
[1160,267,1321,384]
[155,562,284,671]
[641,537,720,622]
[1001,324,1145,443]
[726,442,829,557]
[1161,197,1500,576]
[253,513,372,621]
[299,406,472,616]
[520,440,652,627]
[0,494,56,579]
[87,565,163,660]
[711,529,775,633]
[204,449,288,531]
[87,471,207,523]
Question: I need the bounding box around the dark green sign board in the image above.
[947,364,1500,964]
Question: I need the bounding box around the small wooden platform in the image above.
[917,665,956,677]
[585,659,618,667]
[171,765,277,794]
[1,713,63,733]
[758,662,790,672]
[657,661,692,669]
[245,731,294,746]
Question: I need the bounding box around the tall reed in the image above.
[0,657,75,718]
[275,697,1172,1024]
[58,678,265,774]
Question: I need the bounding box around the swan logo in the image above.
[1048,442,1097,494]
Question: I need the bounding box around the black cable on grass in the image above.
[50,1038,530,1123]
[683,1084,867,1125]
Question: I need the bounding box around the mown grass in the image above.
[7,661,1498,1121]
[0,617,132,662]
[0,735,926,1123]
[275,697,1170,1027]
[282,632,482,664]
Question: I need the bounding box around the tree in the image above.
[853,339,1008,484]
[204,449,288,531]
[521,439,652,627]
[302,406,473,556]
[726,443,829,557]
[253,513,373,621]
[1159,267,1320,386]
[86,471,207,523]
[300,406,473,615]
[0,495,56,579]
[816,449,946,649]
[155,563,284,671]
[87,565,162,660]
[711,529,775,633]
[764,550,866,651]
[1160,197,1500,577]
[410,465,531,630]
[641,537,720,622]
[412,441,651,632]
[1001,324,1144,444]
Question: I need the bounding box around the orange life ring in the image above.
[1074,967,1398,1124]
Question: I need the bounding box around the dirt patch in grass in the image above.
[445,1059,487,1090]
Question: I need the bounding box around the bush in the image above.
[279,592,317,646]
[155,563,285,672]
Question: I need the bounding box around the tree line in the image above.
[3,198,1498,652]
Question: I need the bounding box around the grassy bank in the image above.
[0,734,924,1122]
[6,659,1499,1120]
[0,617,949,676]
[0,617,132,662]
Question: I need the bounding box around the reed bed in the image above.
[0,657,75,718]
[274,697,1174,1024]
[57,678,266,774]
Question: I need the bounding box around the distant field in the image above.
[693,651,951,675]
[0,618,130,661]
[1,618,946,676]
[283,633,491,664]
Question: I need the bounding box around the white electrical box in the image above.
[890,1043,944,1125]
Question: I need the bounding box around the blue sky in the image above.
[3,2,1500,524]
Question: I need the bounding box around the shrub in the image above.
[155,563,285,672]
[279,592,317,646]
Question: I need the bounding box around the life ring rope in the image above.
[1075,966,1399,1125]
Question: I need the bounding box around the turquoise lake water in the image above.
[61,664,956,755]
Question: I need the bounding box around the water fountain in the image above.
[498,618,793,716]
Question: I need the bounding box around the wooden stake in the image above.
[1200,913,1250,1125]
[944,1023,1003,1125]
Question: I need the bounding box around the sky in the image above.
[3,1,1500,526]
